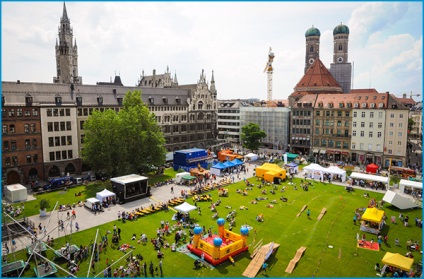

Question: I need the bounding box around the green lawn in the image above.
[4,173,422,278]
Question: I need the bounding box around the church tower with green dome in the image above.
[330,23,351,93]
[304,25,321,74]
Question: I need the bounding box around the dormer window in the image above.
[97,96,103,105]
[339,102,344,108]
[354,103,359,108]
[318,102,323,108]
[361,103,367,108]
[373,96,377,100]
[370,103,375,108]
[25,95,33,106]
[76,96,82,106]
[328,103,333,108]
[148,96,154,104]
[358,96,361,100]
[163,97,168,104]
[175,97,181,104]
[55,96,62,106]
[117,97,123,106]
[378,103,384,108]
[365,96,369,100]
[347,103,352,108]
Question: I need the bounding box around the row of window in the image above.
[292,110,312,117]
[3,139,38,151]
[353,111,384,118]
[315,120,349,127]
[46,108,71,117]
[49,150,73,161]
[352,131,383,138]
[314,129,349,137]
[48,136,73,147]
[47,121,72,132]
[291,128,311,135]
[2,108,39,117]
[293,119,311,126]
[313,139,350,148]
[4,154,39,166]
[2,123,36,134]
[77,107,120,116]
[315,111,350,117]
[150,106,187,112]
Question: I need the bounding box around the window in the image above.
[352,130,356,136]
[352,142,356,149]
[369,122,373,128]
[2,125,7,133]
[321,139,327,147]
[9,125,15,133]
[26,155,31,164]
[360,131,364,137]
[62,150,67,160]
[389,132,394,136]
[32,139,37,148]
[33,154,38,163]
[25,139,30,149]
[360,143,364,150]
[344,121,349,127]
[48,122,53,132]
[65,109,70,116]
[369,131,373,137]
[24,124,30,133]
[345,112,350,117]
[398,132,402,136]
[26,95,33,105]
[67,136,72,145]
[47,109,52,116]
[11,141,17,150]
[55,96,62,105]
[3,141,9,151]
[336,141,341,148]
[315,128,319,134]
[12,156,18,166]
[17,108,23,117]
[315,111,320,116]
[24,110,31,117]
[54,122,59,131]
[361,112,366,118]
[50,152,55,161]
[53,109,59,116]
[353,112,357,117]
[368,144,372,151]
[337,121,342,127]
[389,140,393,145]
[97,97,103,105]
[328,140,334,147]
[398,141,402,146]
[370,112,374,118]
[360,122,365,128]
[60,109,64,116]
[378,112,383,118]
[390,114,394,118]
[8,109,14,117]
[377,132,382,138]
[76,96,82,106]
[68,150,73,159]
[61,136,66,146]
[378,123,382,129]
[60,122,66,131]
[55,137,60,146]
[30,124,36,133]
[399,114,403,118]
[376,144,381,151]
[4,157,10,166]
[66,121,71,131]
[56,151,61,160]
[390,123,394,127]
[399,123,403,128]
[388,149,392,154]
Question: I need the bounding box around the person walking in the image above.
[75,222,80,231]
[307,209,310,219]
[143,262,147,277]
[159,259,163,276]
[72,209,76,219]
[262,261,268,275]
[170,186,174,194]
[118,227,121,240]
[353,215,357,225]
[149,261,154,277]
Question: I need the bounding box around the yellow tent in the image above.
[361,207,385,223]
[382,252,414,271]
[255,163,286,182]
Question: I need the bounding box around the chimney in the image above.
[403,93,407,98]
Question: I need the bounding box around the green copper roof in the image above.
[305,26,321,37]
[333,24,349,35]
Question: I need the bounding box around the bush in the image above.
[39,199,50,210]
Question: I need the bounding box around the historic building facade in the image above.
[2,3,217,185]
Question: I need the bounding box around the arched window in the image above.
[309,46,314,53]
[198,101,203,110]
[338,44,343,51]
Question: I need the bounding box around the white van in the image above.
[84,198,100,210]
[75,178,83,185]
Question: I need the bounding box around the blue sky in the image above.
[2,1,422,101]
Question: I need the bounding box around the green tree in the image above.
[241,123,266,152]
[408,118,415,132]
[82,90,166,176]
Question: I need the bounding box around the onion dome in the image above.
[305,25,321,37]
[333,23,349,35]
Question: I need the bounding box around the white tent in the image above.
[175,172,191,183]
[244,153,258,162]
[303,163,326,180]
[382,190,418,210]
[325,166,347,182]
[174,202,197,213]
[349,172,389,187]
[5,184,28,203]
[399,179,422,193]
[96,189,116,202]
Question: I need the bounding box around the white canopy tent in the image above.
[5,184,28,203]
[382,190,418,210]
[303,163,327,180]
[96,189,116,202]
[325,166,347,182]
[349,172,389,189]
[244,153,258,162]
[399,179,422,192]
[174,202,197,213]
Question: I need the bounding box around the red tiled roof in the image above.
[350,89,378,94]
[294,58,343,93]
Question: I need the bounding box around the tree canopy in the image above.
[241,123,266,152]
[81,90,166,177]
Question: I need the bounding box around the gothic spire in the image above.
[61,2,70,23]
[210,70,217,94]
[173,71,178,85]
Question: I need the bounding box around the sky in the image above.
[2,1,423,101]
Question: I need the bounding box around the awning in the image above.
[313,149,319,153]
[341,152,349,155]
[182,175,197,180]
[319,150,326,154]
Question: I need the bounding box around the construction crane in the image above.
[264,47,275,107]
[410,91,420,99]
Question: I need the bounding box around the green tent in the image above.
[182,175,197,180]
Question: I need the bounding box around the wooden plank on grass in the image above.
[296,205,307,217]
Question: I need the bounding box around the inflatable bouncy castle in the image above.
[187,218,249,266]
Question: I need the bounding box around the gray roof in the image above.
[2,81,190,107]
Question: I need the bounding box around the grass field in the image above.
[4,171,422,278]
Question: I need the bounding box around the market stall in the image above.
[325,166,347,182]
[5,184,28,203]
[303,163,326,180]
[255,163,286,183]
[360,207,385,234]
[381,252,414,274]
[210,163,226,177]
[349,172,389,190]
[285,162,299,175]
[96,189,116,204]
[366,163,379,174]
[175,172,191,184]
[244,153,258,162]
